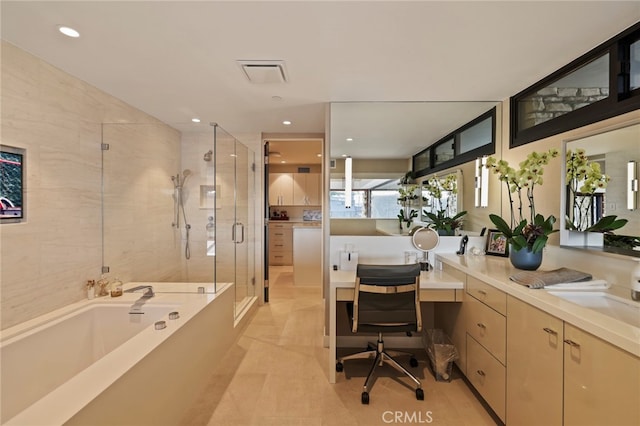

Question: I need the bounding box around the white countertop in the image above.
[330,268,463,290]
[437,253,640,358]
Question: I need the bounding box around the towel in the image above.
[509,267,594,289]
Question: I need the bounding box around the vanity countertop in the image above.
[437,253,640,358]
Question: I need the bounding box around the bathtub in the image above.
[1,282,236,426]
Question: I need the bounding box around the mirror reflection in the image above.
[562,122,640,257]
[420,170,466,235]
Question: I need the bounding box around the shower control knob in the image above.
[154,321,167,330]
[169,311,180,320]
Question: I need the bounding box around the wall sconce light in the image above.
[628,160,638,211]
[344,156,352,208]
[475,156,489,208]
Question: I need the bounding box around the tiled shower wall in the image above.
[1,42,182,329]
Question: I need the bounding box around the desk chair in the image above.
[336,263,424,404]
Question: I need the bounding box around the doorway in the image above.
[264,138,324,301]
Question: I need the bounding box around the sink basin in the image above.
[545,291,640,328]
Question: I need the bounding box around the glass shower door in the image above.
[214,127,256,318]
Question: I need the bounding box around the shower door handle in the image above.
[232,222,245,244]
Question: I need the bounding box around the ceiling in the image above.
[2,1,639,160]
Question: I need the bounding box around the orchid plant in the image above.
[485,149,559,253]
[422,173,466,234]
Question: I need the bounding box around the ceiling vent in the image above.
[237,60,288,84]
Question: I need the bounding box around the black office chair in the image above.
[336,263,424,404]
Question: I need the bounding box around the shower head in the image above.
[204,150,213,162]
[182,169,192,177]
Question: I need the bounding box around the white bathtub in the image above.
[0,282,236,426]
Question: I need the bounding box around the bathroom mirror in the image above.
[561,121,640,257]
[419,169,463,222]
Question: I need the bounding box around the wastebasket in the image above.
[422,329,458,382]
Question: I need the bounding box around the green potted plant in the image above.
[397,172,419,232]
[485,149,559,270]
[422,173,466,235]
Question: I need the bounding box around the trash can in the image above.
[422,329,458,382]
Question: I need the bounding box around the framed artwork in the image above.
[486,229,509,257]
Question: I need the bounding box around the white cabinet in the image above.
[506,296,563,426]
[293,173,320,205]
[269,172,320,206]
[269,173,293,206]
[563,323,640,426]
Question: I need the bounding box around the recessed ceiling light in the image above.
[191,118,201,123]
[346,138,353,142]
[341,154,348,157]
[281,160,286,163]
[272,95,283,101]
[58,26,80,38]
[282,120,292,125]
[316,153,322,157]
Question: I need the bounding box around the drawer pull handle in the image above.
[564,339,580,348]
[476,322,486,329]
[275,244,283,247]
[476,370,486,377]
[543,327,558,335]
[477,289,487,296]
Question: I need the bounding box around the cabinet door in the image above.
[305,173,321,205]
[292,173,307,205]
[269,173,293,205]
[467,335,506,422]
[564,323,640,426]
[292,173,321,205]
[506,296,563,426]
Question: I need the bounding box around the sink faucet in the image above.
[127,285,155,314]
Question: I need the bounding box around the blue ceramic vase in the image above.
[509,245,543,270]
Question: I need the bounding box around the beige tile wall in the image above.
[1,42,182,329]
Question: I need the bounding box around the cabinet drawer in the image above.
[467,275,506,315]
[269,251,292,265]
[269,240,290,251]
[467,335,506,422]
[466,294,506,364]
[269,229,292,243]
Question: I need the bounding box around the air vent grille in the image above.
[237,60,288,84]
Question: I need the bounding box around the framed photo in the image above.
[485,229,509,257]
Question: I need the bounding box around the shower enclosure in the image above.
[101,123,256,319]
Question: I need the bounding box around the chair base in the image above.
[336,332,424,404]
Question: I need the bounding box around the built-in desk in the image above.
[328,268,464,383]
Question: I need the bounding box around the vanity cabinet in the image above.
[506,296,563,426]
[437,256,640,426]
[465,275,506,422]
[268,222,293,265]
[563,323,640,426]
[269,172,320,206]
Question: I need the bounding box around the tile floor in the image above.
[180,266,498,425]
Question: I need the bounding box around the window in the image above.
[511,22,640,148]
[329,179,401,219]
[413,107,496,176]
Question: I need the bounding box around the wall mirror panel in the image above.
[561,121,640,257]
[420,169,463,221]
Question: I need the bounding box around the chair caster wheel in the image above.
[336,362,343,372]
[361,391,370,405]
[410,357,418,368]
[416,388,424,400]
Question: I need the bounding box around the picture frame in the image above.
[485,229,509,257]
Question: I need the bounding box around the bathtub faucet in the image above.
[126,285,155,298]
